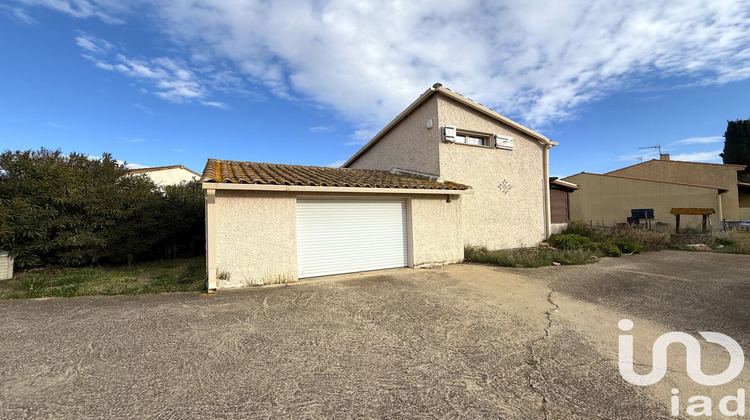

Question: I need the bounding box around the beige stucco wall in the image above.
[409,196,464,266]
[143,168,198,186]
[608,161,742,220]
[210,190,464,288]
[348,96,441,176]
[214,190,298,288]
[564,173,721,230]
[437,96,547,249]
[740,208,750,220]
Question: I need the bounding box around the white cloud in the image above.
[670,150,723,163]
[200,100,228,109]
[327,160,346,168]
[346,128,377,146]
[46,122,67,128]
[20,1,750,131]
[18,0,125,23]
[0,4,36,24]
[309,126,333,133]
[75,34,112,54]
[74,34,229,108]
[171,148,186,153]
[128,138,145,143]
[670,135,724,145]
[133,103,152,115]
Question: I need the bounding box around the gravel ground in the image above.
[1,250,747,419]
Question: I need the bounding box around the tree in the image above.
[721,119,750,181]
[0,148,205,268]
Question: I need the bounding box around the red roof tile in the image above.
[200,159,471,191]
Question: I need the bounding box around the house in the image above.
[201,84,556,290]
[343,83,556,250]
[549,178,579,234]
[128,165,200,186]
[563,157,748,230]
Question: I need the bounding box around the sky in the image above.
[1,0,749,178]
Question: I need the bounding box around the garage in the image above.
[296,199,408,278]
[201,159,471,289]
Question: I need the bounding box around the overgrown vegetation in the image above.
[0,257,205,299]
[0,148,204,269]
[465,246,599,268]
[465,221,671,268]
[712,231,750,255]
[555,221,669,253]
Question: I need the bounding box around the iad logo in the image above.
[617,319,746,417]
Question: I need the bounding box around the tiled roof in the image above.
[200,159,471,190]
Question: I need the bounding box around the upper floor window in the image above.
[455,132,490,146]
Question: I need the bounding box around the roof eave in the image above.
[202,182,473,195]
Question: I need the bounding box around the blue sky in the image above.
[1,1,749,178]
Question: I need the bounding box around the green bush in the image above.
[598,242,622,257]
[561,221,594,237]
[464,246,599,268]
[613,239,644,254]
[714,237,736,247]
[0,148,205,268]
[547,234,593,250]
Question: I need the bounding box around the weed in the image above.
[465,246,600,268]
[0,257,206,299]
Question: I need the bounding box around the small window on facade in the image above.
[454,132,490,146]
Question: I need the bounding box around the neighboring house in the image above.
[344,83,556,250]
[563,157,747,230]
[549,178,579,234]
[201,84,556,290]
[605,158,747,221]
[128,165,200,186]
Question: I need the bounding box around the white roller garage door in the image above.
[296,199,408,278]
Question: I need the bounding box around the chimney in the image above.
[660,154,670,161]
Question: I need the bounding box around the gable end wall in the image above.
[347,96,441,175]
[437,96,547,249]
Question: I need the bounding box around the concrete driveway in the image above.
[0,251,747,419]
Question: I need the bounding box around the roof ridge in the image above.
[606,159,746,175]
[566,171,728,191]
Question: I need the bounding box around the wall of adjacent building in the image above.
[142,168,199,186]
[607,161,742,220]
[563,173,721,230]
[437,95,547,249]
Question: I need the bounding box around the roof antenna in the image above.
[638,145,663,159]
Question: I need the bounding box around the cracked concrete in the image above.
[1,251,747,418]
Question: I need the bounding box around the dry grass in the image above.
[714,231,750,254]
[0,257,206,299]
[465,246,600,268]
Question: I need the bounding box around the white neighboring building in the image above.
[128,165,200,186]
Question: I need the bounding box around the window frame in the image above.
[453,130,493,148]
